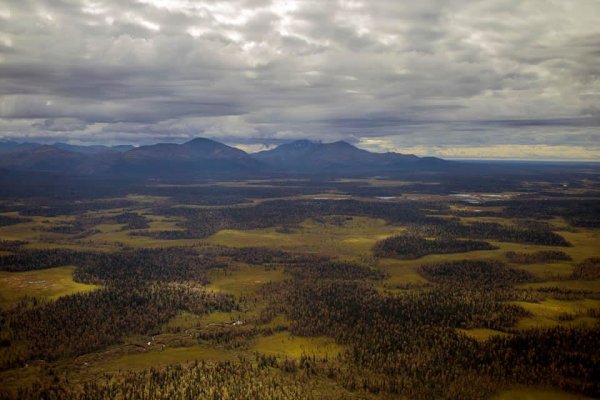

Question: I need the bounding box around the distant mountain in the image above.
[108,138,262,177]
[0,145,91,173]
[0,138,447,178]
[111,145,136,152]
[52,143,134,154]
[253,140,440,174]
[0,140,40,155]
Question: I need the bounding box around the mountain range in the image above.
[0,138,447,178]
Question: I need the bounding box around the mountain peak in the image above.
[252,139,438,174]
[290,139,315,145]
[184,137,220,147]
[327,140,357,149]
[0,137,446,177]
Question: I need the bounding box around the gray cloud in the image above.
[0,0,598,159]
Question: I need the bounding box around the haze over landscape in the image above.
[0,0,599,160]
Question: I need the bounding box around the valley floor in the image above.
[0,174,599,399]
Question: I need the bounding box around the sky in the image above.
[0,0,599,160]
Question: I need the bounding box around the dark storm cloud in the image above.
[0,0,598,159]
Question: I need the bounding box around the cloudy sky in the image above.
[0,0,599,159]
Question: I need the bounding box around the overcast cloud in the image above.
[0,0,599,159]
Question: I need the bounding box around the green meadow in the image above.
[0,266,98,308]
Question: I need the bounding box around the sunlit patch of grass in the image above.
[458,216,515,226]
[0,208,198,250]
[23,242,113,252]
[124,194,169,204]
[143,215,185,232]
[557,229,600,263]
[259,314,291,330]
[510,262,574,280]
[162,311,249,333]
[85,227,200,249]
[519,280,600,293]
[458,328,510,341]
[205,216,405,258]
[0,214,73,242]
[161,311,206,332]
[205,264,286,296]
[94,223,125,233]
[511,299,600,330]
[377,258,428,289]
[0,266,99,308]
[94,344,238,372]
[251,332,342,359]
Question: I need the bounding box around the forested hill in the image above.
[0,138,446,178]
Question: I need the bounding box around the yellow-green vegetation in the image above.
[458,216,515,226]
[374,235,598,280]
[205,264,286,296]
[491,387,595,400]
[163,311,244,332]
[519,280,600,292]
[0,209,195,251]
[206,216,405,258]
[197,311,245,325]
[259,314,291,329]
[144,215,185,232]
[85,226,200,249]
[252,332,343,359]
[511,262,574,279]
[95,344,238,372]
[0,266,98,308]
[162,311,207,331]
[511,299,600,330]
[458,328,510,341]
[558,229,600,263]
[1,179,599,399]
[0,213,73,243]
[378,258,428,289]
[124,194,169,204]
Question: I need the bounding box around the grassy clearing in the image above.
[0,266,99,308]
[378,258,428,289]
[458,328,510,341]
[197,311,242,325]
[85,227,200,249]
[259,314,291,329]
[491,387,594,399]
[510,262,573,279]
[144,215,185,232]
[374,230,597,281]
[0,209,194,251]
[205,264,286,296]
[22,242,113,252]
[124,194,170,204]
[519,280,600,293]
[378,243,506,265]
[205,216,405,259]
[458,216,515,226]
[557,229,600,263]
[251,332,342,359]
[162,311,245,332]
[511,299,600,330]
[0,214,73,243]
[94,344,238,372]
[162,311,207,331]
